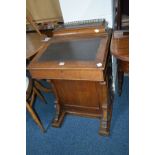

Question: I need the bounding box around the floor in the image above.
[26,77,129,155]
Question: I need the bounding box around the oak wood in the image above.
[28,29,113,136]
[110,30,129,96]
[110,31,129,61]
[52,24,106,37]
[30,69,105,81]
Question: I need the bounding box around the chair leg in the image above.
[34,80,52,93]
[26,102,45,132]
[33,87,47,104]
[30,90,36,107]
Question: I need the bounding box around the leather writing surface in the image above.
[38,38,101,62]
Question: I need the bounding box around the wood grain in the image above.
[28,29,113,136]
[110,31,129,61]
[110,30,129,96]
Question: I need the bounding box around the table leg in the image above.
[118,70,124,96]
[117,59,124,96]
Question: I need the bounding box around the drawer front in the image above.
[30,69,105,81]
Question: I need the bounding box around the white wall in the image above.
[59,0,114,28]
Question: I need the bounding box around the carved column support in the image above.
[51,80,65,128]
[98,81,110,136]
[54,100,60,121]
[99,103,110,136]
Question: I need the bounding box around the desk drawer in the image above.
[30,69,105,81]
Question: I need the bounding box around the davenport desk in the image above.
[28,30,113,136]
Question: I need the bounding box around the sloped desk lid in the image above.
[28,34,111,70]
[39,38,100,62]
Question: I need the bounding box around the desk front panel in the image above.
[30,68,104,81]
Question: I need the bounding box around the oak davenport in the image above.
[28,31,113,136]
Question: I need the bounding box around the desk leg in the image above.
[98,82,111,136]
[52,100,66,128]
[99,108,110,136]
[51,81,65,128]
[52,111,66,128]
[99,100,113,136]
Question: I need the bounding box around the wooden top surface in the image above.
[28,32,111,70]
[53,24,106,37]
[26,33,47,59]
[110,31,129,61]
